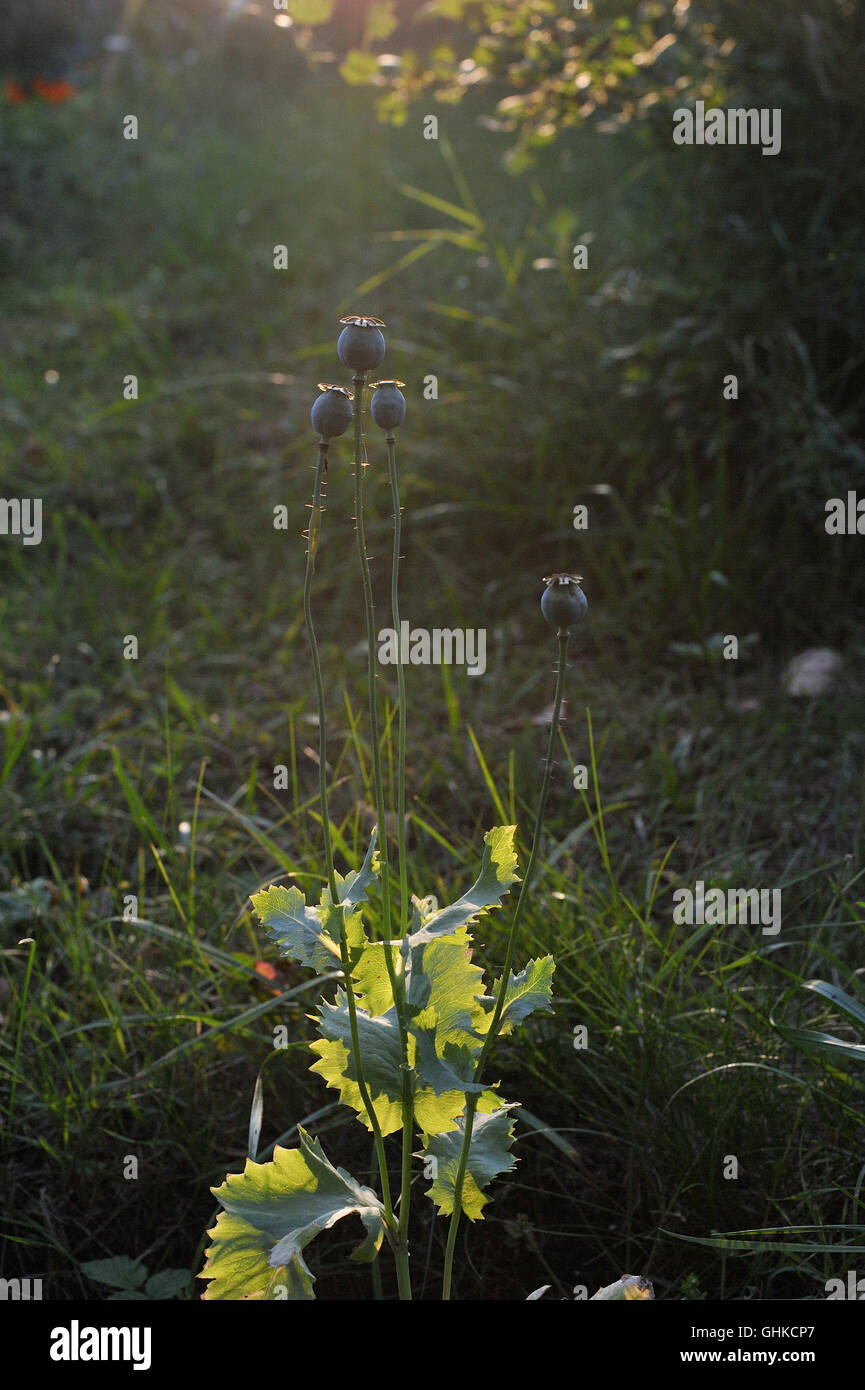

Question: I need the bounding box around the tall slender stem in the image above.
[352,377,395,944]
[386,433,415,1250]
[351,379,413,1300]
[304,441,338,905]
[303,437,397,1237]
[441,630,571,1299]
[385,434,409,935]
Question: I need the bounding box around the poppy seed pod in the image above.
[337,315,386,373]
[370,380,406,432]
[541,573,588,632]
[310,384,353,439]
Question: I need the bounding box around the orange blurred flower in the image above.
[253,960,284,995]
[4,81,29,105]
[33,77,76,103]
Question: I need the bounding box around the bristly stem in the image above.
[385,432,415,1249]
[303,436,398,1243]
[351,378,413,1300]
[441,629,571,1300]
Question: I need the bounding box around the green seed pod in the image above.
[541,573,587,632]
[370,380,406,432]
[310,384,353,439]
[337,315,386,372]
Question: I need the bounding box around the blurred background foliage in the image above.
[3,0,863,645]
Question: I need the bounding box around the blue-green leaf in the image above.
[412,1028,485,1096]
[312,990,405,1100]
[484,956,555,1036]
[409,826,519,944]
[310,988,406,1134]
[80,1255,147,1291]
[252,884,341,972]
[422,1103,518,1219]
[253,883,366,973]
[143,1269,190,1300]
[337,828,380,909]
[252,835,377,973]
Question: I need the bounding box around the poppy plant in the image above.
[199,319,586,1302]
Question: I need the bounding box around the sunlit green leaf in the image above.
[310,990,408,1133]
[364,0,398,43]
[285,0,334,24]
[200,1129,385,1300]
[310,1034,404,1135]
[339,51,381,86]
[352,940,400,1016]
[394,181,482,229]
[310,989,468,1135]
[406,932,485,1044]
[413,1087,467,1135]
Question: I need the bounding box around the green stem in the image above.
[386,433,416,1251]
[352,380,395,947]
[441,629,571,1300]
[369,1143,385,1301]
[352,380,413,1300]
[304,441,338,905]
[385,435,409,936]
[304,437,397,1238]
